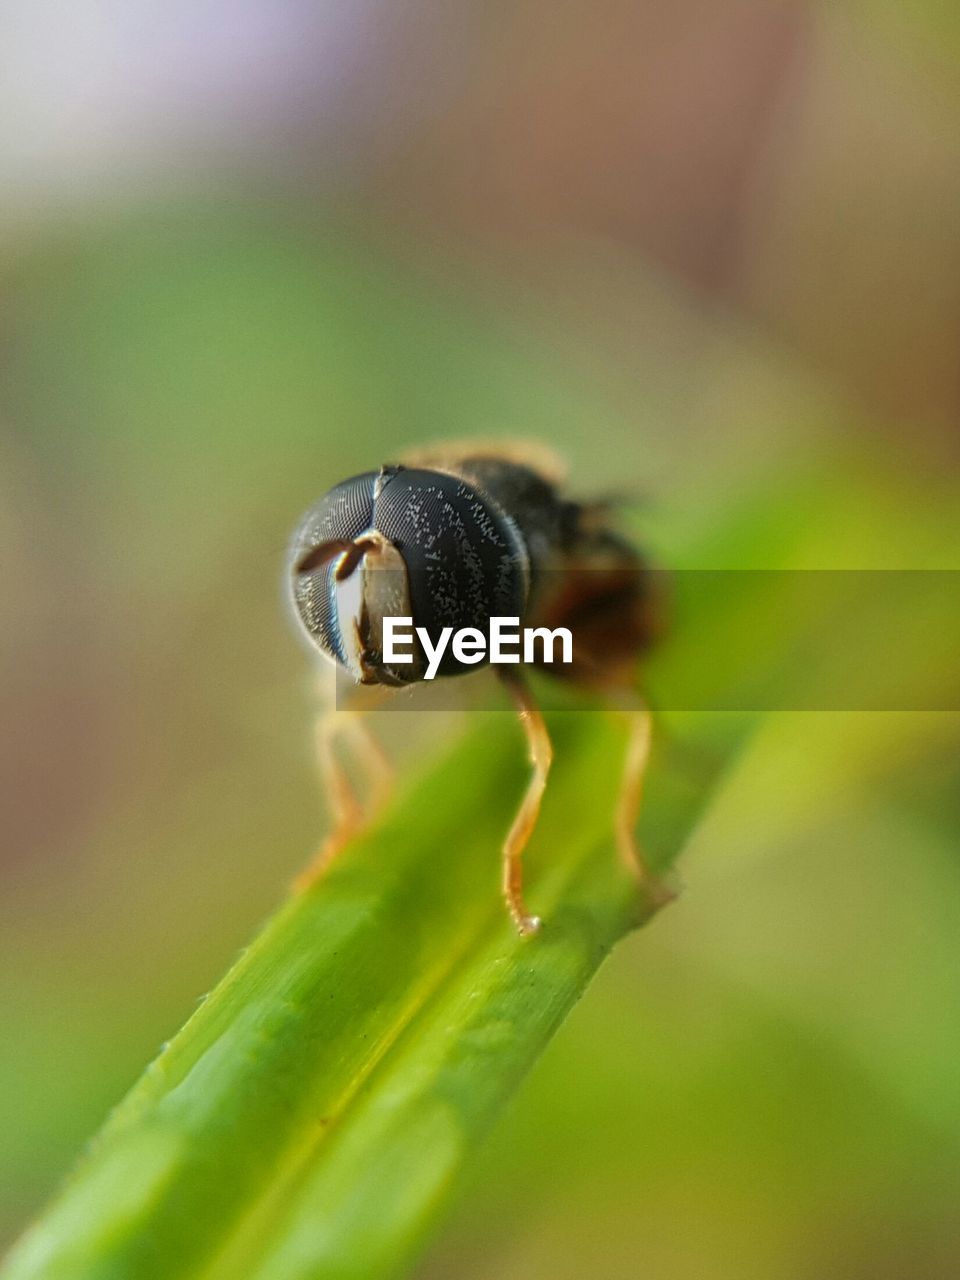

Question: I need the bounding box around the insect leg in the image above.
[292,707,366,891]
[292,683,394,892]
[499,668,553,936]
[342,712,394,813]
[613,701,676,909]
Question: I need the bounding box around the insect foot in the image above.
[515,913,542,938]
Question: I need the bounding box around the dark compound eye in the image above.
[371,468,528,678]
[288,467,529,680]
[288,472,377,664]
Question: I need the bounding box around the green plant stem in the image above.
[1,710,749,1280]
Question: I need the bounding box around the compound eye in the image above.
[288,473,377,664]
[372,468,528,677]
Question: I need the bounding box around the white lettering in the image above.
[489,616,521,664]
[418,626,454,681]
[452,627,486,665]
[523,626,573,665]
[382,616,414,663]
[383,617,575,678]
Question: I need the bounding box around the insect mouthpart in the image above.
[309,530,423,686]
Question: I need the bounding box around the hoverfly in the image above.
[288,442,668,934]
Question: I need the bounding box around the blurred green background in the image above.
[2,2,959,1276]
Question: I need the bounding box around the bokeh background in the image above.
[2,3,959,1276]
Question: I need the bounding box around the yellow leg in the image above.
[499,669,553,936]
[614,706,676,910]
[342,713,394,813]
[293,703,394,892]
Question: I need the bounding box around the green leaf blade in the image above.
[1,710,743,1280]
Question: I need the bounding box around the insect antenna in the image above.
[295,537,378,579]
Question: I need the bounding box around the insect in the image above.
[287,441,669,934]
